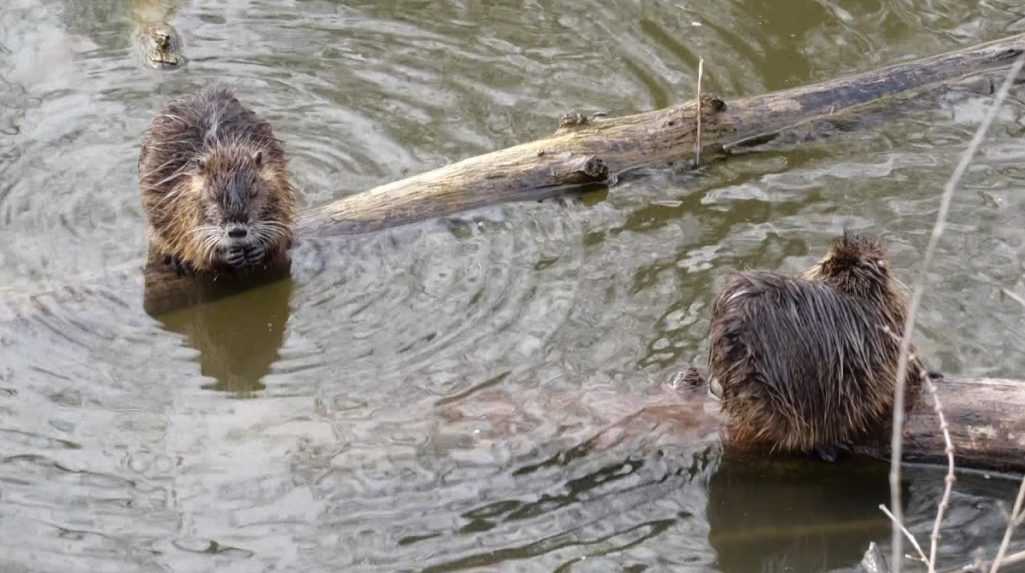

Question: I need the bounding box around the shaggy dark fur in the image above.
[708,233,926,457]
[139,87,295,273]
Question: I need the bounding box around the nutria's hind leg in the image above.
[813,440,853,463]
[814,445,841,463]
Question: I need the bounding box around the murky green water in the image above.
[2,0,1025,571]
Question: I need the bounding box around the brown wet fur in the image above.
[139,87,296,273]
[707,232,927,455]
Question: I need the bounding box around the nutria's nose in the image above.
[228,227,247,239]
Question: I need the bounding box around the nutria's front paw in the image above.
[244,243,267,267]
[163,254,195,277]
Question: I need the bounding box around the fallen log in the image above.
[601,376,1025,474]
[898,377,1025,473]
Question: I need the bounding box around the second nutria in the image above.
[139,87,296,273]
[135,22,185,69]
[707,233,927,460]
[132,0,186,69]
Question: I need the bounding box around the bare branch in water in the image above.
[888,54,1025,573]
[1001,288,1025,309]
[694,58,704,167]
[989,289,1025,573]
[989,476,1025,573]
[927,375,956,573]
[880,504,930,565]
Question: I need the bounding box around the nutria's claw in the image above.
[244,244,266,266]
[708,376,723,400]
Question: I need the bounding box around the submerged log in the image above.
[616,376,1025,474]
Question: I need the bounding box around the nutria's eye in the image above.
[877,259,886,267]
[194,157,208,172]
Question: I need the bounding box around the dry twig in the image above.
[927,375,956,573]
[984,184,1025,573]
[694,57,704,167]
[1001,288,1025,309]
[880,504,930,565]
[888,54,1025,573]
[989,473,1025,572]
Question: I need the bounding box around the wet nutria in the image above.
[707,233,927,460]
[139,87,296,273]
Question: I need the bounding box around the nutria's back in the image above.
[139,88,296,273]
[707,234,926,457]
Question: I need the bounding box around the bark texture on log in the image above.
[899,377,1025,473]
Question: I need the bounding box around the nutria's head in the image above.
[183,144,294,270]
[803,232,896,301]
[137,23,185,69]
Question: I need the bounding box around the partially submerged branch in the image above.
[897,377,1025,474]
[299,32,1025,236]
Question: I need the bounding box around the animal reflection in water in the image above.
[153,278,293,394]
[707,451,894,572]
[422,387,891,571]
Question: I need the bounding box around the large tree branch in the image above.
[300,33,1025,235]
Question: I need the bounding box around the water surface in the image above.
[2,0,1025,571]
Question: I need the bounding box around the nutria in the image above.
[707,233,927,460]
[135,22,185,69]
[132,0,186,69]
[139,87,296,273]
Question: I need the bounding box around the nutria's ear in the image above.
[252,150,263,167]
